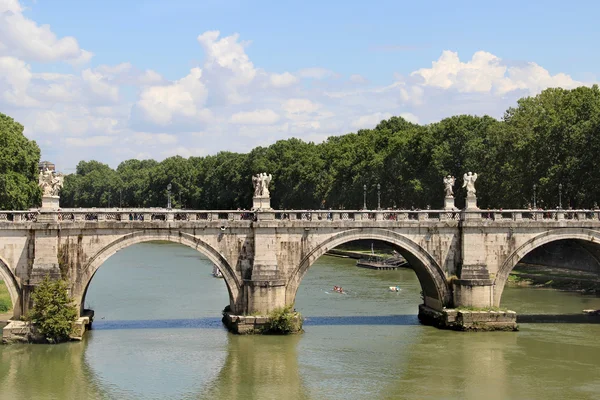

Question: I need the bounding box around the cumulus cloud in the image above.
[0,0,93,63]
[270,72,298,87]
[135,67,210,125]
[411,50,582,95]
[0,4,592,171]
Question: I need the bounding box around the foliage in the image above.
[0,280,11,313]
[28,276,78,343]
[263,305,302,334]
[0,113,41,209]
[34,85,600,210]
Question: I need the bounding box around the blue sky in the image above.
[2,0,598,170]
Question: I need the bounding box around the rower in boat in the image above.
[333,285,344,294]
[389,286,400,292]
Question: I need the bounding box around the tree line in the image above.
[2,85,600,211]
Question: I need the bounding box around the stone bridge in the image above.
[2,206,600,331]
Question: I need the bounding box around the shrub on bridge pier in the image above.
[263,305,303,334]
[27,276,78,343]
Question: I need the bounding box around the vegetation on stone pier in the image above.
[27,276,78,344]
[263,305,303,334]
[0,280,11,313]
[3,85,600,210]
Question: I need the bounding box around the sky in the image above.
[1,0,598,172]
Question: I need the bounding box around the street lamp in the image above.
[108,193,111,208]
[533,184,537,209]
[377,183,381,210]
[167,183,172,209]
[558,183,563,209]
[363,184,367,209]
[119,189,122,208]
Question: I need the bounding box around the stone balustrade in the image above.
[1,208,599,224]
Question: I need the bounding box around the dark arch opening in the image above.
[80,241,234,322]
[286,230,452,316]
[495,235,600,315]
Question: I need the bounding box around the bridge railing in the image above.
[0,209,258,223]
[273,210,461,221]
[2,208,600,224]
[472,209,600,221]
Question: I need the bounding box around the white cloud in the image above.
[400,112,419,124]
[131,132,178,145]
[136,67,210,125]
[230,109,280,125]
[82,68,119,103]
[197,30,256,104]
[412,50,582,95]
[0,8,592,172]
[65,136,115,147]
[270,72,298,87]
[0,56,38,106]
[0,0,92,63]
[351,112,393,129]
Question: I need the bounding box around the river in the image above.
[1,242,600,400]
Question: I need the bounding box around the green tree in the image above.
[28,276,78,343]
[0,113,41,209]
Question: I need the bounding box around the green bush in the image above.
[0,279,11,312]
[28,276,78,343]
[264,305,302,334]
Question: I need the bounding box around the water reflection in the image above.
[3,244,600,400]
[0,340,108,400]
[201,334,308,400]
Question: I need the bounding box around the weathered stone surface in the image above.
[1,207,600,334]
[418,305,518,332]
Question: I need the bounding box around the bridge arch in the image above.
[494,228,600,306]
[0,256,21,317]
[285,228,452,311]
[76,230,241,314]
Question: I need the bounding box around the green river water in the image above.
[1,242,600,400]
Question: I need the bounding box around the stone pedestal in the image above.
[252,196,271,211]
[444,196,456,210]
[465,194,478,210]
[41,195,60,211]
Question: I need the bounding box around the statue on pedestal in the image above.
[38,168,64,196]
[252,173,272,198]
[443,175,455,198]
[462,172,478,196]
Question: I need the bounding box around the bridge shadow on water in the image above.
[91,315,421,330]
[90,313,600,330]
[517,314,600,324]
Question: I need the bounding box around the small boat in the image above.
[389,286,400,292]
[333,285,344,294]
[212,265,223,278]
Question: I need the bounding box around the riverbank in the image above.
[509,263,600,294]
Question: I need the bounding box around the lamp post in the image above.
[179,192,182,209]
[377,183,381,210]
[108,193,111,208]
[119,189,122,208]
[167,183,172,209]
[363,184,367,209]
[533,184,537,209]
[558,183,563,209]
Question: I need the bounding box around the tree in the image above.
[0,113,41,209]
[28,276,78,343]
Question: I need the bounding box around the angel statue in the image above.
[462,172,478,196]
[252,174,262,197]
[443,175,455,197]
[260,173,273,197]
